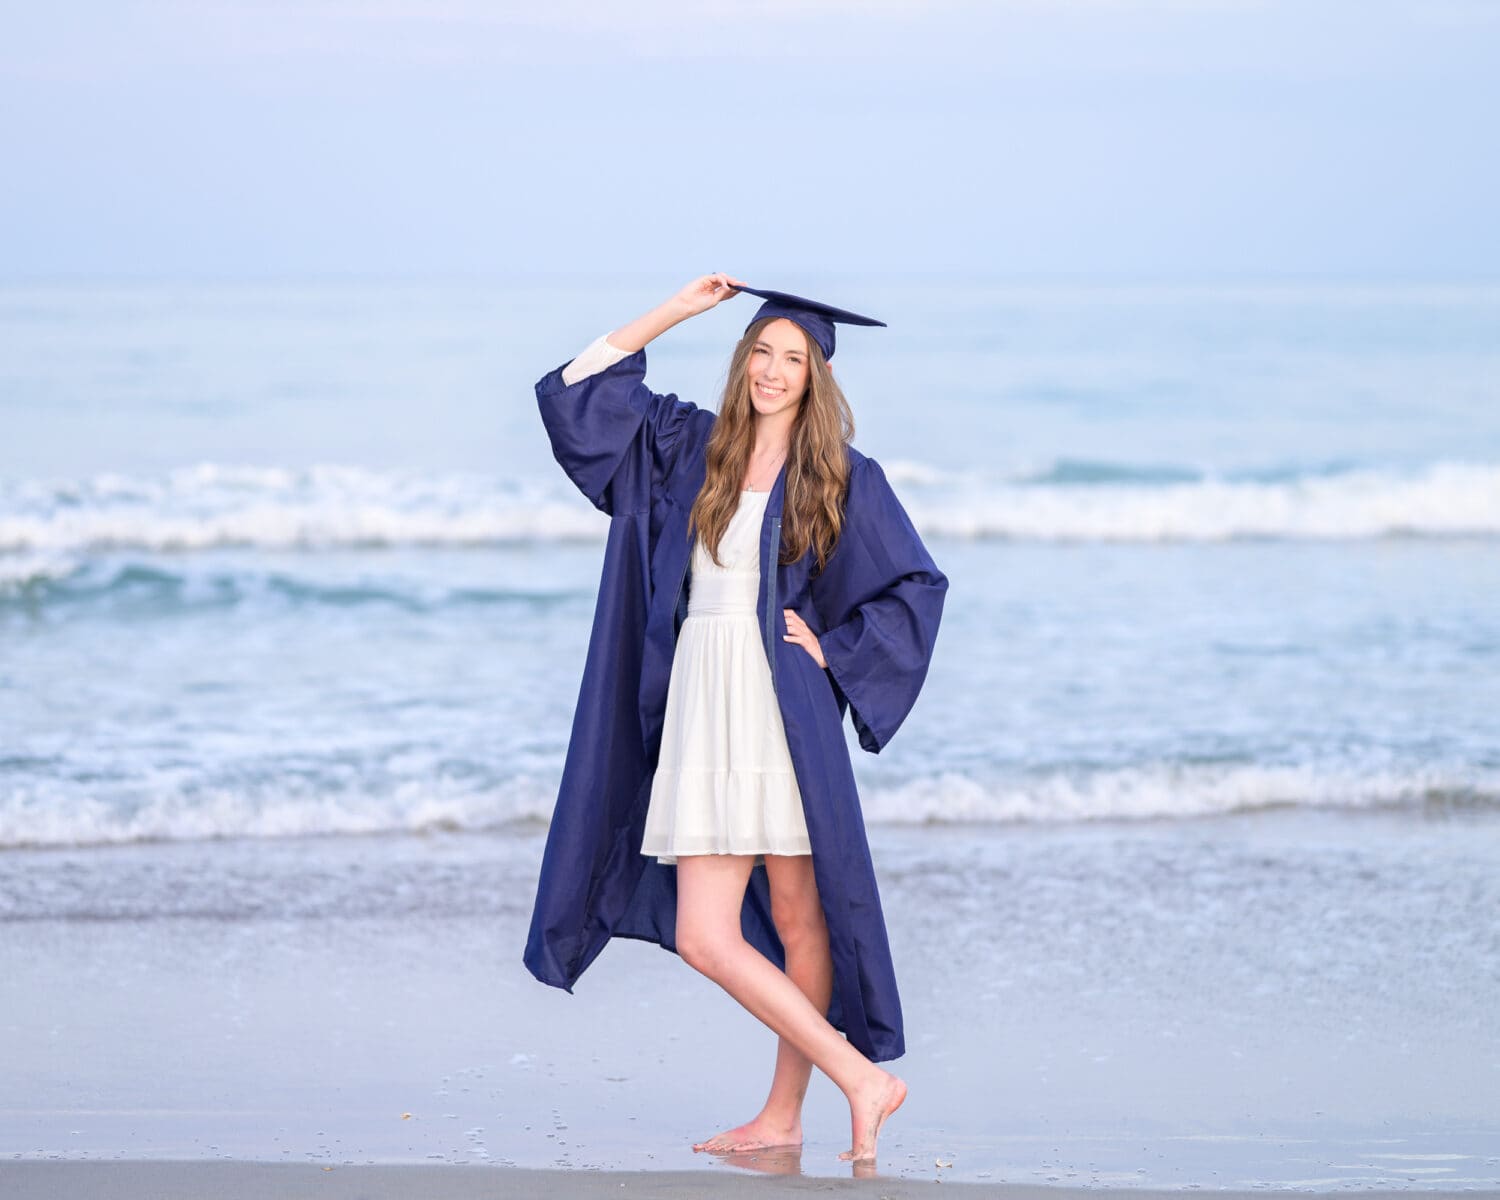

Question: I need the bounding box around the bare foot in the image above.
[693,1112,803,1154]
[838,1071,907,1163]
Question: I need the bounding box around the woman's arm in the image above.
[560,273,749,386]
[536,274,746,515]
[607,273,746,352]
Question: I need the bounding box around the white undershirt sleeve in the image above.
[560,332,633,387]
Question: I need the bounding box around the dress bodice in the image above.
[687,489,768,616]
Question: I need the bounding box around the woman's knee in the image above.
[673,855,756,976]
[675,921,737,977]
[770,889,829,955]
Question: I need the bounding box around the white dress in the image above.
[638,487,812,865]
[559,332,811,867]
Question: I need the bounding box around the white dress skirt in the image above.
[639,487,813,865]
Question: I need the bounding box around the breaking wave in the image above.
[0,459,1495,562]
[2,761,1494,850]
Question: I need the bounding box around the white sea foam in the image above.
[0,463,601,559]
[2,762,1492,850]
[0,551,77,590]
[0,772,560,850]
[903,459,1500,542]
[1,460,1497,569]
[860,762,1499,825]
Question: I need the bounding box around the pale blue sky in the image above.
[3,0,1496,281]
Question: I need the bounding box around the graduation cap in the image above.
[735,286,886,361]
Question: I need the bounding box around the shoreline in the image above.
[5,1161,1498,1199]
[5,818,1497,1189]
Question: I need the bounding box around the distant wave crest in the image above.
[1,761,1494,850]
[0,463,599,558]
[0,771,559,851]
[0,556,587,613]
[885,457,1500,542]
[862,762,1500,825]
[1,458,1497,586]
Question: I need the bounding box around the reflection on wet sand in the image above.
[703,1144,804,1176]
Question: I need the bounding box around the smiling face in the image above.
[746,317,811,419]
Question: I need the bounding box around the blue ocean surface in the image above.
[2,280,1497,847]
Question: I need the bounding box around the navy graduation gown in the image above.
[522,345,948,1063]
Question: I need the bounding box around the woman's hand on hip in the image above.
[783,608,827,669]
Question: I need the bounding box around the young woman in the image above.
[524,274,948,1165]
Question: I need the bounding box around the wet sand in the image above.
[3,815,1498,1188]
[5,1161,1496,1199]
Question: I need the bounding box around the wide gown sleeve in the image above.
[812,456,948,755]
[536,337,698,516]
[540,330,702,513]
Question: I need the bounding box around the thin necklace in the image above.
[745,449,786,492]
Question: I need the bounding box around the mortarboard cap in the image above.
[735,286,885,361]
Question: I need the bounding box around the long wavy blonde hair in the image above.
[689,316,855,572]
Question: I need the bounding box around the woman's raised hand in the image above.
[672,273,748,318]
[607,274,750,354]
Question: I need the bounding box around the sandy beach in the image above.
[5,1162,1498,1199]
[3,812,1498,1191]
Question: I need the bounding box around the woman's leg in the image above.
[694,852,832,1152]
[675,853,906,1162]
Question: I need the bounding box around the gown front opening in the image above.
[639,487,813,865]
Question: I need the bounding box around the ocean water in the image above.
[2,280,1497,847]
[2,280,1498,1182]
